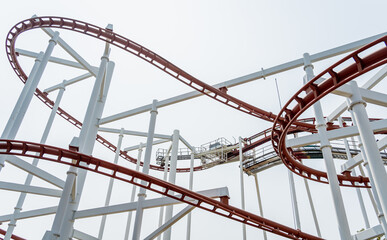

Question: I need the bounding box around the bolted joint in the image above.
[315,122,327,129]
[49,31,60,44]
[67,170,78,176]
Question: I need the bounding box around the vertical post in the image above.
[288,169,301,229]
[238,137,247,240]
[163,130,180,240]
[47,42,113,239]
[132,100,158,240]
[0,32,60,172]
[124,142,144,240]
[346,83,387,235]
[338,118,370,229]
[4,83,65,240]
[98,128,125,239]
[186,152,195,240]
[303,53,351,240]
[157,146,171,240]
[253,174,267,240]
[303,177,321,237]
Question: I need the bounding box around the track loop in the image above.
[272,35,387,187]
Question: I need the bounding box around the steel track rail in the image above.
[271,36,387,187]
[0,139,321,240]
[5,16,313,173]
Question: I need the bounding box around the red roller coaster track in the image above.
[4,16,387,239]
[271,36,387,188]
[0,139,321,240]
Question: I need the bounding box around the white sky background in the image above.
[0,0,387,239]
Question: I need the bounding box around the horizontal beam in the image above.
[5,155,65,188]
[286,119,387,148]
[0,181,62,197]
[42,27,98,76]
[341,136,387,172]
[98,127,172,140]
[74,187,229,219]
[15,48,98,73]
[72,229,99,240]
[353,224,384,240]
[144,205,195,240]
[124,139,170,152]
[0,206,57,222]
[327,65,387,122]
[179,135,196,152]
[333,85,387,107]
[44,73,93,93]
[99,32,387,125]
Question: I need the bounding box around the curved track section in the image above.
[0,139,321,240]
[272,36,387,187]
[6,16,315,173]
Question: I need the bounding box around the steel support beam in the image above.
[99,127,171,140]
[0,181,62,197]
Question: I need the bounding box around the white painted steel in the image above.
[44,73,93,93]
[338,118,370,229]
[0,181,62,197]
[132,100,158,240]
[157,146,171,240]
[186,153,194,240]
[238,137,247,240]
[145,206,195,240]
[124,143,144,240]
[163,130,180,240]
[98,128,125,239]
[124,139,170,152]
[347,81,387,236]
[253,173,267,240]
[72,229,99,240]
[333,85,387,107]
[99,127,171,140]
[304,53,351,240]
[0,206,57,223]
[98,32,387,125]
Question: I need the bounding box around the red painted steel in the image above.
[0,139,321,240]
[271,36,387,187]
[5,16,312,173]
[0,229,25,240]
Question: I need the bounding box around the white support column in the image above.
[253,174,267,240]
[186,152,194,240]
[157,146,171,240]
[163,130,180,240]
[338,118,370,229]
[238,137,247,240]
[132,100,158,240]
[288,168,301,230]
[303,177,321,237]
[303,53,351,240]
[0,32,60,172]
[347,81,387,235]
[98,128,124,239]
[45,41,113,240]
[4,83,65,240]
[124,143,144,240]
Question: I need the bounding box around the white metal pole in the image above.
[0,32,60,172]
[4,84,65,240]
[124,143,144,240]
[338,118,370,229]
[253,173,267,240]
[346,82,387,234]
[52,44,113,240]
[157,146,171,240]
[98,128,124,239]
[238,137,247,240]
[186,152,195,240]
[303,177,321,237]
[303,53,351,240]
[132,100,158,240]
[288,168,301,230]
[163,130,180,240]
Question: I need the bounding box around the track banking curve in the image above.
[6,16,315,174]
[272,36,387,188]
[0,140,321,240]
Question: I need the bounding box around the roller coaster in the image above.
[0,16,387,239]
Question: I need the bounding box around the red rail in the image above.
[271,36,387,187]
[0,139,321,240]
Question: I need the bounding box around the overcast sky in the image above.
[1,1,387,239]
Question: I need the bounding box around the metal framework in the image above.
[0,16,387,240]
